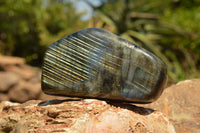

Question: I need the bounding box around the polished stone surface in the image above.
[41,28,167,103]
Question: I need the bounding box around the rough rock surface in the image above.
[0,72,19,92]
[139,79,200,133]
[0,56,199,132]
[0,56,25,68]
[0,99,175,133]
[0,56,60,102]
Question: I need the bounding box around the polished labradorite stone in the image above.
[41,28,167,103]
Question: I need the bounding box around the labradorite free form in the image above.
[41,28,167,103]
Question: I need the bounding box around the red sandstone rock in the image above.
[0,93,9,101]
[0,99,175,133]
[5,65,38,81]
[8,81,41,102]
[139,79,200,133]
[0,72,19,92]
[0,56,25,70]
[0,56,42,103]
[0,56,199,132]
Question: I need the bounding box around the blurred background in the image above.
[1,0,200,101]
[0,0,200,82]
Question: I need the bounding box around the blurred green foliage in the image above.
[0,0,87,66]
[88,0,200,82]
[0,0,200,82]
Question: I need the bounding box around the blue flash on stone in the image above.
[41,28,168,103]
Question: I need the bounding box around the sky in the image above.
[69,0,102,20]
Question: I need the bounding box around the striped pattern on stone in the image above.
[42,28,167,103]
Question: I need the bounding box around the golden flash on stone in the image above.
[41,28,167,103]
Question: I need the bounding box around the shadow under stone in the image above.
[37,98,82,106]
[106,100,155,115]
[37,98,154,116]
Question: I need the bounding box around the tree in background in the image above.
[87,0,200,82]
[0,0,200,82]
[0,0,87,66]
